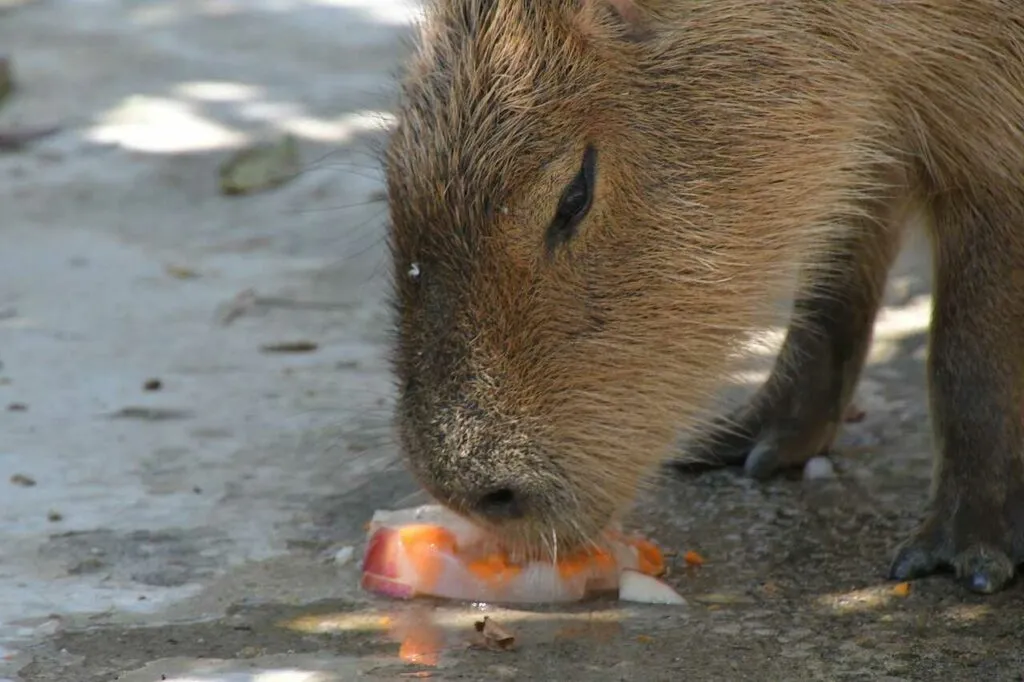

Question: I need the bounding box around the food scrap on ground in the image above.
[891,582,912,597]
[683,550,705,567]
[361,504,687,605]
[618,569,688,605]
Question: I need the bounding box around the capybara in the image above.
[384,0,1024,594]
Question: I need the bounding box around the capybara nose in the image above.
[472,487,527,521]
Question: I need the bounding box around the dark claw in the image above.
[888,544,941,582]
[743,438,781,480]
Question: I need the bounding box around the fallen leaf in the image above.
[10,473,36,487]
[165,264,200,280]
[472,616,516,651]
[219,134,302,196]
[107,407,193,421]
[0,55,12,105]
[260,341,319,354]
[692,592,756,606]
[0,125,61,152]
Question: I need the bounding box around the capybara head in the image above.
[385,0,867,554]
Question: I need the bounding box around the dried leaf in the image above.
[692,592,756,606]
[0,125,60,151]
[219,134,301,196]
[260,341,319,354]
[165,264,200,280]
[472,616,516,651]
[10,473,36,487]
[0,55,11,105]
[107,407,193,421]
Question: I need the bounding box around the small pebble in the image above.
[803,456,835,481]
[333,546,355,566]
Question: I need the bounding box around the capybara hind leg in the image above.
[889,194,1024,594]
[681,210,902,478]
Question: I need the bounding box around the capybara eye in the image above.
[546,145,597,251]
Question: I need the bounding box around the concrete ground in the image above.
[1,2,1022,681]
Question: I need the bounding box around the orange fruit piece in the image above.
[466,552,523,584]
[398,525,459,552]
[398,525,459,591]
[891,582,911,597]
[632,538,666,576]
[683,550,705,567]
[557,547,616,580]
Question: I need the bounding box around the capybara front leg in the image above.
[889,193,1024,594]
[681,208,901,479]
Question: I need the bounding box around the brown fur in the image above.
[384,0,1024,592]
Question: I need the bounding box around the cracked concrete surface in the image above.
[1,2,1023,681]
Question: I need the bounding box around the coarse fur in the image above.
[384,0,1024,592]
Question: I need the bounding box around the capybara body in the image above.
[385,0,1024,593]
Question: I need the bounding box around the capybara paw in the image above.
[675,393,835,477]
[889,540,943,582]
[890,521,1019,595]
[742,434,798,480]
[953,545,1016,594]
[677,414,833,479]
[673,414,758,472]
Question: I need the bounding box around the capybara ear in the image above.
[597,0,641,23]
[576,0,653,41]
